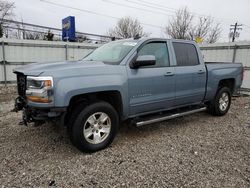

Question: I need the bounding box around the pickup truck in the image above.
[13,38,244,152]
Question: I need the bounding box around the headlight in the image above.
[26,76,53,103]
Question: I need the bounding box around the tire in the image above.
[70,101,119,152]
[208,87,231,116]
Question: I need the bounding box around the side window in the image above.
[173,42,199,66]
[138,42,170,67]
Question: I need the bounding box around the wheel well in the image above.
[65,91,123,124]
[218,79,235,93]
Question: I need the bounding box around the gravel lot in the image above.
[0,86,250,187]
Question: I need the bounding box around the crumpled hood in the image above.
[13,60,109,76]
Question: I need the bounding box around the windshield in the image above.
[83,40,137,64]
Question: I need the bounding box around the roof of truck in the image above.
[117,37,196,44]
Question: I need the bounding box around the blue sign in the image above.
[62,16,75,41]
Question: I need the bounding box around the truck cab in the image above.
[126,39,207,116]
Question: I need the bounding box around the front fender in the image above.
[54,74,129,116]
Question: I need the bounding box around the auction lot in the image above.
[0,87,250,187]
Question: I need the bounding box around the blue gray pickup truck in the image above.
[13,37,244,152]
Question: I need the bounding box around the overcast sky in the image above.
[11,0,250,42]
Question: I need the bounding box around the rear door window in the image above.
[173,42,199,66]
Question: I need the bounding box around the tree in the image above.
[165,7,221,43]
[24,31,42,40]
[189,16,212,40]
[44,30,54,41]
[166,7,193,40]
[0,0,15,38]
[206,23,221,43]
[108,17,147,39]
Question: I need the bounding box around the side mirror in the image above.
[131,55,156,69]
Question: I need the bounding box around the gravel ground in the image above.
[0,85,17,102]
[0,88,250,187]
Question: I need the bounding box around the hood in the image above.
[13,60,108,76]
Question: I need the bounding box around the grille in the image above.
[16,73,26,97]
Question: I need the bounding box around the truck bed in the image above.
[205,62,243,100]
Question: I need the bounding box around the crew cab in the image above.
[13,38,244,152]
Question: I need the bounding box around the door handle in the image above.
[197,70,205,74]
[164,72,174,76]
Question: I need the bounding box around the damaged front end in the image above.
[12,96,33,126]
[12,73,31,125]
[13,72,65,126]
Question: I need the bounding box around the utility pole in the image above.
[230,22,242,42]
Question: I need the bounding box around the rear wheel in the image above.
[70,101,119,152]
[208,87,231,116]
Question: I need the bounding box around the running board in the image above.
[135,107,207,127]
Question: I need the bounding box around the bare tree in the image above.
[166,7,193,40]
[165,7,221,43]
[75,33,91,42]
[0,0,15,37]
[43,29,54,41]
[99,35,112,43]
[189,16,212,40]
[108,17,147,38]
[24,31,43,40]
[206,23,221,43]
[14,22,22,39]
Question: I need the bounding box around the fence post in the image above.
[232,45,238,63]
[2,41,7,86]
[65,44,68,61]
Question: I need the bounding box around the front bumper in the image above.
[14,96,66,125]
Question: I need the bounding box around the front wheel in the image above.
[70,101,119,152]
[208,87,231,116]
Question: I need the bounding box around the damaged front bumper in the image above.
[13,96,66,126]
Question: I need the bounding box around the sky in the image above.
[10,0,250,42]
